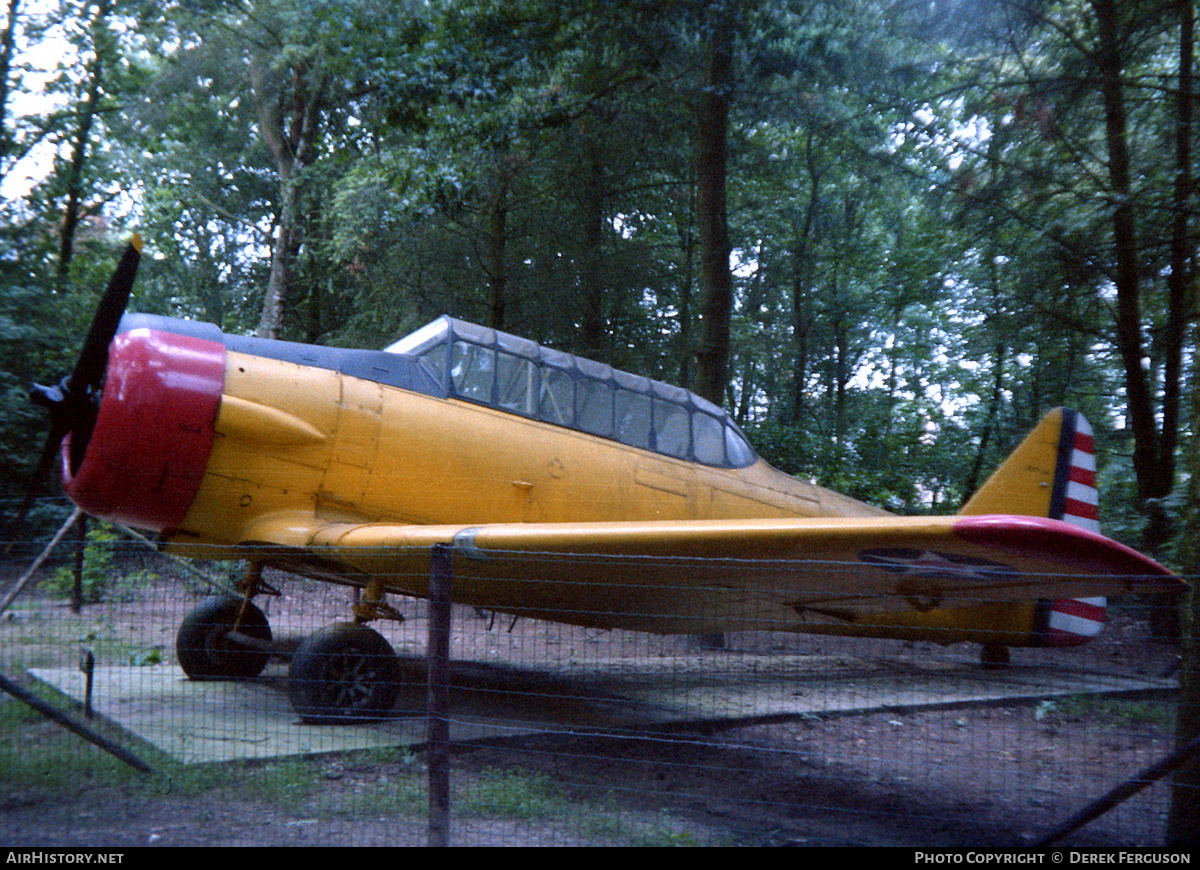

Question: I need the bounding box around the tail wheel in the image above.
[176,596,272,679]
[980,643,1011,669]
[287,623,400,724]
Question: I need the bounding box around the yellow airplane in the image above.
[25,239,1184,722]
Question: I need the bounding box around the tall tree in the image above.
[1092,0,1168,509]
[1167,0,1197,846]
[250,44,326,339]
[51,0,114,276]
[693,2,737,407]
[0,0,20,177]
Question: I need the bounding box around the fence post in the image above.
[427,543,453,847]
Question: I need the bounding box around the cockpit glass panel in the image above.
[541,347,574,371]
[652,380,691,406]
[654,399,690,459]
[451,341,494,404]
[693,412,725,466]
[496,332,540,361]
[575,356,613,382]
[612,369,650,394]
[540,368,574,426]
[384,318,449,356]
[496,351,538,416]
[725,424,756,468]
[616,389,652,450]
[416,342,448,390]
[576,377,614,437]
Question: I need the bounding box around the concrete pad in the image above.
[30,664,424,764]
[29,652,1176,765]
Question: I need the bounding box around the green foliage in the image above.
[45,523,156,604]
[0,276,89,537]
[0,693,149,795]
[456,770,564,820]
[0,0,1191,541]
[128,648,163,666]
[1042,694,1176,731]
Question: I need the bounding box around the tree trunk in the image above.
[486,154,509,331]
[789,140,823,426]
[1163,0,1194,508]
[1093,0,1187,644]
[0,0,21,175]
[832,279,848,449]
[1167,0,1197,845]
[57,0,111,277]
[693,6,735,408]
[1092,0,1172,508]
[676,173,696,389]
[963,341,1006,502]
[691,6,736,650]
[578,136,605,358]
[253,60,322,339]
[964,264,1009,503]
[735,246,766,425]
[257,167,300,339]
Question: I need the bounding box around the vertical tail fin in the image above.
[960,408,1107,646]
[1050,409,1100,534]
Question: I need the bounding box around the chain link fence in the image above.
[0,531,1190,847]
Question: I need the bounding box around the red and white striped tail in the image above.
[1045,596,1107,646]
[1046,411,1106,646]
[1059,413,1100,534]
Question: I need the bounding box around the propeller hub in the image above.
[29,380,68,410]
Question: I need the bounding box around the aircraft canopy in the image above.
[386,316,758,469]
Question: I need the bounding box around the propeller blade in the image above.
[11,421,70,528]
[9,234,143,528]
[70,234,142,395]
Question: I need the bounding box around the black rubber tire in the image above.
[287,623,400,724]
[980,643,1011,670]
[176,596,272,680]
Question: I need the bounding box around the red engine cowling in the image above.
[62,326,225,533]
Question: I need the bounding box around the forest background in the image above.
[0,0,1198,843]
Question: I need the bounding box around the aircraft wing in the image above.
[234,513,1183,635]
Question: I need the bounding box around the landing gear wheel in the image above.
[288,623,400,724]
[176,596,272,679]
[980,643,1011,670]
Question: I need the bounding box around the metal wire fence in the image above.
[0,532,1191,847]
